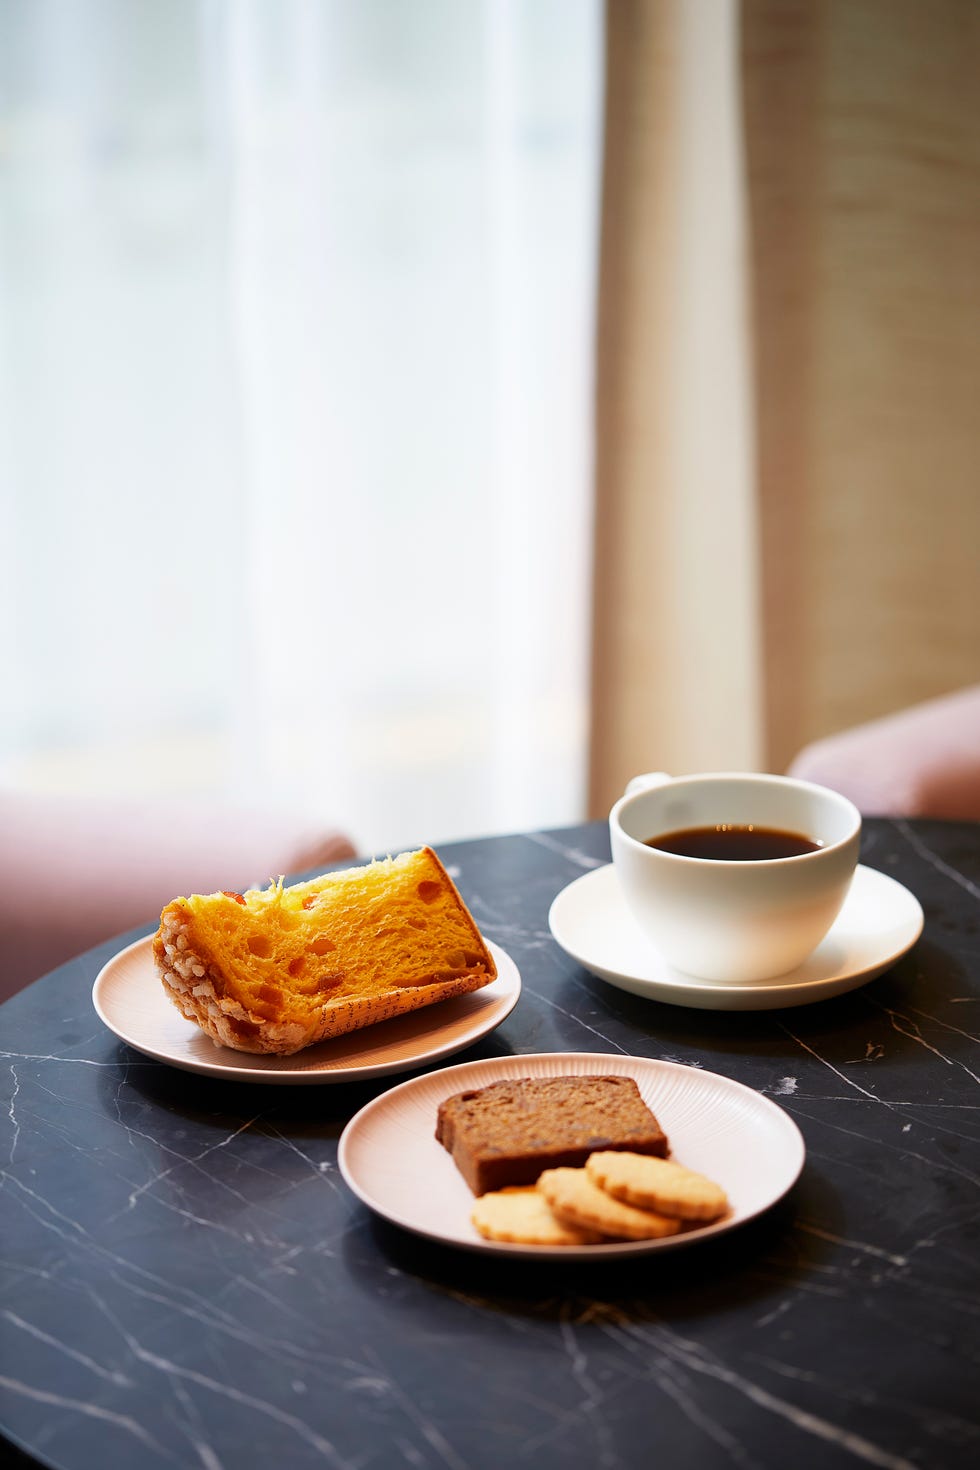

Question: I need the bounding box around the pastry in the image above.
[537,1166,682,1240]
[436,1073,669,1194]
[153,847,496,1055]
[471,1186,603,1245]
[585,1151,728,1222]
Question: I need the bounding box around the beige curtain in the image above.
[588,0,980,819]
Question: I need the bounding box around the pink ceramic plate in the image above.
[338,1052,805,1259]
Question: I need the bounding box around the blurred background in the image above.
[0,0,602,854]
[0,0,978,988]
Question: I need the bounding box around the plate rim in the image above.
[92,935,521,1085]
[548,862,923,1007]
[337,1050,806,1260]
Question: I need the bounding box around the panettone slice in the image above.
[152,847,496,1055]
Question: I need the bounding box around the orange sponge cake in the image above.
[436,1075,669,1194]
[153,847,496,1055]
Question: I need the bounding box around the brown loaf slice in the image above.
[152,847,496,1055]
[436,1075,669,1195]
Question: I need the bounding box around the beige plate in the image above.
[338,1052,806,1259]
[92,937,519,1084]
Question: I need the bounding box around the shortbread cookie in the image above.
[537,1167,682,1241]
[471,1186,603,1246]
[585,1152,729,1222]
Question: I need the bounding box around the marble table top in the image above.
[1,818,978,1470]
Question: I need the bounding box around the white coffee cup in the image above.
[609,772,862,982]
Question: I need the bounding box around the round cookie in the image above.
[537,1167,682,1240]
[586,1152,728,1222]
[471,1186,603,1245]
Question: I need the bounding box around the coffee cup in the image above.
[609,772,861,982]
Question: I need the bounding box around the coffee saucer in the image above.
[548,863,923,1010]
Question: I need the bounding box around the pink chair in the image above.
[0,791,356,1002]
[787,685,980,820]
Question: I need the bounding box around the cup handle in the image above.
[624,772,672,796]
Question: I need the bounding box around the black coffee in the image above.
[645,824,822,861]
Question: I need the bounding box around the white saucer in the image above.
[548,864,923,1011]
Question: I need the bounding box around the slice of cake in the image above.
[436,1074,669,1195]
[153,847,496,1055]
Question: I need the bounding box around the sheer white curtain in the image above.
[0,0,602,853]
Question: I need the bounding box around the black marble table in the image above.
[2,819,978,1470]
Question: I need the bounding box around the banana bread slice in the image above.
[436,1074,669,1195]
